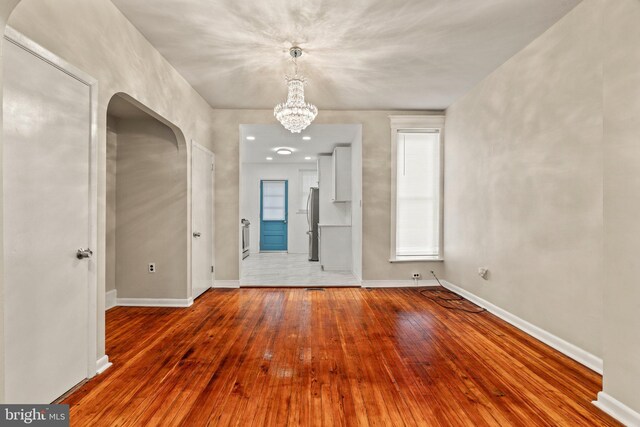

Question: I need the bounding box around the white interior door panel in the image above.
[3,37,94,403]
[191,143,214,298]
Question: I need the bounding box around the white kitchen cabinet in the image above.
[319,225,352,271]
[331,147,351,202]
[318,155,350,225]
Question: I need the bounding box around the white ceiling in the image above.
[241,124,359,164]
[111,0,580,110]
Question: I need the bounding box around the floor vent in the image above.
[305,288,325,291]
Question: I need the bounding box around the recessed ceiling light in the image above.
[302,136,311,141]
[246,136,255,140]
[276,149,292,156]
[266,157,273,160]
[305,156,312,160]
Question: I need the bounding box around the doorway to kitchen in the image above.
[239,124,362,286]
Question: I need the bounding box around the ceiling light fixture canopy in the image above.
[274,47,318,134]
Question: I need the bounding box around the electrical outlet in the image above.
[148,263,156,273]
[412,273,421,280]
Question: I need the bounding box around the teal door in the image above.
[260,180,288,251]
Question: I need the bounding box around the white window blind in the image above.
[262,181,286,221]
[395,131,441,257]
[299,169,317,211]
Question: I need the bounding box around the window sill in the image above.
[389,257,444,263]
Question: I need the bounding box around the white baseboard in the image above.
[441,280,603,374]
[362,279,439,288]
[214,280,240,288]
[105,289,117,310]
[116,297,194,307]
[96,355,112,375]
[593,392,640,426]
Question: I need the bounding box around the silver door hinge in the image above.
[211,266,214,273]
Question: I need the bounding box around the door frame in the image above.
[4,27,100,379]
[190,141,215,295]
[259,179,288,252]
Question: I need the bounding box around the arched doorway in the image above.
[106,94,190,307]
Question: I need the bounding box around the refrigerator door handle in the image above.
[306,189,312,230]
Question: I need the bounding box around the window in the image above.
[390,116,444,261]
[261,181,287,221]
[299,169,318,212]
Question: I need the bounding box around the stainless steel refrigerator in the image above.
[307,187,319,261]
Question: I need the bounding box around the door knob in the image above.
[193,232,201,238]
[76,248,93,259]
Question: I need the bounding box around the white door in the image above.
[3,38,94,403]
[191,143,214,298]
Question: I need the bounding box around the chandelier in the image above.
[274,47,318,133]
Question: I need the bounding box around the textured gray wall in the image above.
[602,0,640,415]
[106,118,118,293]
[114,118,188,300]
[444,0,604,357]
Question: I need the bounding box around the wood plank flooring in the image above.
[64,288,619,426]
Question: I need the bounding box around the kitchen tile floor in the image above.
[241,252,360,286]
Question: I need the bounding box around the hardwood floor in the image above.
[64,288,619,426]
